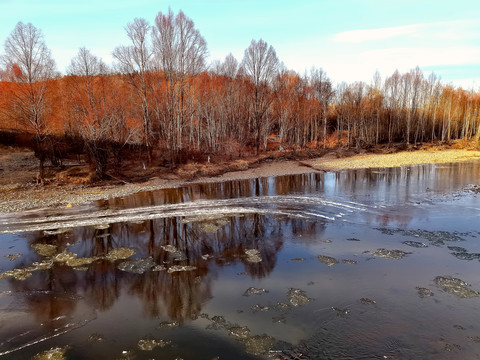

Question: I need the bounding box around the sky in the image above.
[1,0,480,89]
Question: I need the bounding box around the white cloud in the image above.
[360,46,480,69]
[332,20,478,44]
[333,24,419,43]
[292,20,480,87]
[280,42,480,88]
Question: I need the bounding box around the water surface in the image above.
[1,161,480,359]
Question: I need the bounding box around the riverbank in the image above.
[1,145,480,214]
[0,154,317,213]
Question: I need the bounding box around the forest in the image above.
[1,9,480,182]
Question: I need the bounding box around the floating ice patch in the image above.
[31,243,57,257]
[402,241,428,248]
[243,287,268,296]
[32,346,69,360]
[167,265,196,273]
[372,249,411,260]
[137,338,170,351]
[105,247,135,261]
[435,276,480,298]
[251,304,270,312]
[5,253,21,261]
[244,249,262,263]
[317,254,339,266]
[416,287,434,298]
[287,288,311,307]
[118,257,155,274]
[157,320,179,329]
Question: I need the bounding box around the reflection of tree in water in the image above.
[290,218,327,243]
[128,270,210,321]
[125,210,280,318]
[11,207,287,323]
[8,233,80,333]
[83,261,120,311]
[275,173,325,195]
[9,267,79,330]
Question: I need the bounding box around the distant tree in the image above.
[1,22,56,183]
[0,66,11,81]
[219,53,239,78]
[241,39,279,154]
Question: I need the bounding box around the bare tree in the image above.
[113,18,153,162]
[219,53,239,78]
[310,67,334,148]
[241,39,279,154]
[1,22,56,183]
[0,66,11,81]
[67,47,108,100]
[152,8,208,165]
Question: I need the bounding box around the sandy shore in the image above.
[309,149,480,171]
[1,149,480,214]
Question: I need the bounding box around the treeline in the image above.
[1,9,479,181]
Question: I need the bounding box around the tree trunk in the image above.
[37,157,45,185]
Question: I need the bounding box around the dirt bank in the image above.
[0,147,316,213]
[1,145,480,214]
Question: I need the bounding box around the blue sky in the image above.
[1,0,480,89]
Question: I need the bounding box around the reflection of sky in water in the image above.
[0,160,480,359]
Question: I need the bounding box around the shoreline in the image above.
[1,149,480,214]
[0,159,317,214]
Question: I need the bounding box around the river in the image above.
[1,161,480,359]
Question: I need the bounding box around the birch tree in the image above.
[113,18,153,162]
[1,22,56,183]
[241,39,279,154]
[310,67,334,148]
[152,8,208,165]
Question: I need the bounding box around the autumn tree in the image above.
[241,39,279,154]
[273,69,304,147]
[66,48,133,178]
[1,22,56,183]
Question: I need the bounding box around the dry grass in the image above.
[176,160,249,180]
[313,149,480,170]
[55,166,94,184]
